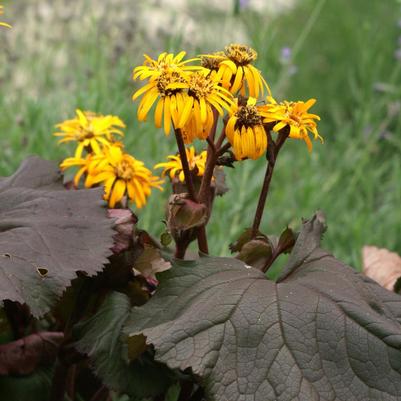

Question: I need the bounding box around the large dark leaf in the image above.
[0,157,114,316]
[74,291,171,398]
[125,213,401,401]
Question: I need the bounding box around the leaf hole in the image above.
[2,253,11,258]
[36,267,48,277]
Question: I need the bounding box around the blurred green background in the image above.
[1,0,400,268]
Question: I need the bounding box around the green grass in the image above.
[1,0,400,269]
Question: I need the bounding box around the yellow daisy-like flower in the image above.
[178,71,234,143]
[261,98,322,152]
[54,110,125,158]
[85,145,163,208]
[225,97,268,160]
[133,51,202,82]
[205,44,270,98]
[133,52,206,136]
[133,70,193,136]
[154,146,207,182]
[0,5,11,28]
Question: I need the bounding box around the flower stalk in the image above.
[251,127,290,237]
[173,128,210,256]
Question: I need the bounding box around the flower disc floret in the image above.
[225,97,267,160]
[85,145,163,208]
[205,44,270,98]
[224,44,257,65]
[200,52,225,71]
[155,147,207,182]
[261,98,322,152]
[54,110,125,158]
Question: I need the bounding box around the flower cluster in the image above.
[56,110,162,208]
[132,44,322,160]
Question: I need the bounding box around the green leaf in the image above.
[0,157,114,316]
[164,382,181,401]
[125,212,401,401]
[74,292,171,398]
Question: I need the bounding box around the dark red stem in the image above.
[251,128,289,237]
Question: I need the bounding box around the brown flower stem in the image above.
[173,128,209,255]
[215,125,227,150]
[49,361,70,401]
[251,159,275,238]
[174,128,198,202]
[251,128,289,238]
[197,226,209,254]
[198,123,227,204]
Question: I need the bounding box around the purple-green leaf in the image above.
[0,157,114,316]
[125,213,401,401]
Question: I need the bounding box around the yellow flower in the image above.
[54,110,125,158]
[178,71,234,143]
[0,5,11,28]
[205,44,270,98]
[85,145,163,208]
[132,70,190,136]
[155,146,207,182]
[60,154,94,187]
[261,98,322,152]
[225,97,267,160]
[132,52,206,136]
[133,51,202,82]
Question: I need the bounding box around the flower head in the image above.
[225,97,267,160]
[261,98,322,152]
[85,145,163,208]
[155,147,207,182]
[133,69,192,135]
[133,51,202,82]
[0,5,11,28]
[54,110,125,158]
[205,44,270,98]
[133,52,207,136]
[178,71,233,143]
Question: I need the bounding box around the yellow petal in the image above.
[230,67,244,94]
[178,96,194,128]
[154,98,164,128]
[109,179,126,208]
[163,96,171,135]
